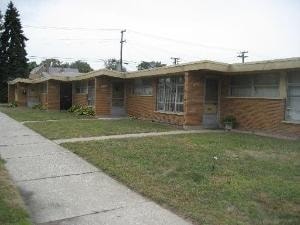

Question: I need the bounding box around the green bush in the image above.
[222,115,237,127]
[32,104,46,110]
[68,104,95,116]
[8,101,18,108]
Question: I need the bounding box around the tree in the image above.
[137,61,166,70]
[0,10,4,40]
[104,58,126,71]
[70,60,93,73]
[40,58,62,68]
[0,2,28,102]
[28,61,38,72]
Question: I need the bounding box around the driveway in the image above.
[0,112,192,225]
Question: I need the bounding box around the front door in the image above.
[60,83,72,110]
[203,78,219,128]
[112,82,126,117]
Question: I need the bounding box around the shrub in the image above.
[32,104,46,110]
[68,104,95,116]
[8,101,18,108]
[222,115,237,128]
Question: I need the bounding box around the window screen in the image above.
[156,76,184,113]
[133,78,153,96]
[230,74,279,97]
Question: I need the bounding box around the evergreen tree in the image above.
[0,2,28,102]
[0,2,28,80]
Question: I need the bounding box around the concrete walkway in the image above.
[54,129,221,144]
[0,112,192,225]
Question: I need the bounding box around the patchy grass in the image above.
[0,158,32,225]
[62,133,300,225]
[0,106,91,122]
[25,119,176,140]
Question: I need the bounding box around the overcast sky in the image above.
[0,0,299,70]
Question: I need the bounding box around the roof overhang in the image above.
[8,57,300,85]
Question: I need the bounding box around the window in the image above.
[156,76,184,113]
[75,80,87,94]
[40,82,47,93]
[230,74,279,98]
[133,78,153,96]
[286,72,300,121]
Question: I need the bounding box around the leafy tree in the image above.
[28,61,38,72]
[41,58,62,68]
[70,60,93,73]
[0,2,28,102]
[137,61,166,70]
[104,58,126,71]
[40,59,93,73]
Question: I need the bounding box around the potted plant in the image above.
[222,115,237,131]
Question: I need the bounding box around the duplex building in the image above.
[8,57,300,138]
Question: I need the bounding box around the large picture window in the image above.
[133,78,152,96]
[286,72,300,121]
[230,74,279,98]
[156,76,184,113]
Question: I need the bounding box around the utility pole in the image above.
[237,51,248,63]
[171,57,180,65]
[120,29,126,71]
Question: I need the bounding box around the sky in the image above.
[0,0,299,71]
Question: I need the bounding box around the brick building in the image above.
[7,57,300,137]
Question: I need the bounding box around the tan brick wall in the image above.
[8,84,15,102]
[73,93,88,106]
[47,80,60,110]
[95,77,111,116]
[183,71,205,126]
[220,77,300,138]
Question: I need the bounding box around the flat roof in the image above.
[8,57,300,84]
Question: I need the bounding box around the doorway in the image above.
[112,82,126,117]
[203,78,220,128]
[60,82,72,110]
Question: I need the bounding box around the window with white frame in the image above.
[230,74,279,98]
[75,80,87,94]
[286,72,300,121]
[133,78,153,96]
[156,76,184,113]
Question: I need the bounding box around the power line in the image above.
[127,29,240,52]
[23,25,121,31]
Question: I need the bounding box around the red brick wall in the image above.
[184,71,205,126]
[40,93,47,108]
[47,80,60,110]
[125,77,185,125]
[220,77,300,138]
[95,77,111,116]
[73,93,88,106]
[16,83,27,106]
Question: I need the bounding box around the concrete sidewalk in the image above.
[0,112,192,225]
[54,129,221,144]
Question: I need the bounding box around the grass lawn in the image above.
[25,119,176,139]
[0,159,32,225]
[0,106,91,122]
[62,133,300,225]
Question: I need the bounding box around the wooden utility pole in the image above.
[171,57,180,65]
[237,51,248,63]
[120,29,126,71]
